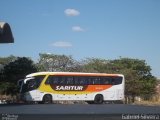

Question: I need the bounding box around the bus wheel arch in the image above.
[42,94,52,104]
[94,94,104,104]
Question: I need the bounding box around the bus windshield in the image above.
[20,75,45,93]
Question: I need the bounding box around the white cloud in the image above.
[64,9,80,16]
[72,26,85,32]
[51,41,72,48]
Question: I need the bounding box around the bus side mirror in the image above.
[0,22,14,43]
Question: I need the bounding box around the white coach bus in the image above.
[18,72,125,104]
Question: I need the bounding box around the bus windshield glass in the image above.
[21,75,45,93]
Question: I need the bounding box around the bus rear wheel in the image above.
[94,94,104,104]
[42,94,52,104]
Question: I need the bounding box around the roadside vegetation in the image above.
[0,53,159,104]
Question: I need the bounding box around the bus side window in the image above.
[112,77,122,85]
[59,77,66,85]
[79,77,87,85]
[101,77,111,85]
[92,77,100,85]
[111,78,115,85]
[52,77,59,84]
[45,76,58,84]
[74,77,79,85]
[66,77,74,85]
[87,77,93,85]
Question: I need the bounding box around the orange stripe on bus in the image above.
[86,85,112,92]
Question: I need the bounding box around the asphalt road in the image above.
[0,104,160,120]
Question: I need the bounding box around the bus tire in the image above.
[94,94,104,104]
[42,94,52,104]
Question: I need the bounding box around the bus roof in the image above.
[26,72,124,78]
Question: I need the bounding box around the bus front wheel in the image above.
[94,94,104,104]
[42,94,52,104]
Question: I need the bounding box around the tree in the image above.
[110,58,157,101]
[37,53,79,72]
[0,55,17,87]
[81,57,157,102]
[0,55,17,75]
[3,57,37,84]
[0,82,17,95]
[81,58,112,73]
[0,55,17,65]
[0,54,157,101]
[0,57,38,95]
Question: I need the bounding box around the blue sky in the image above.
[0,0,160,77]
